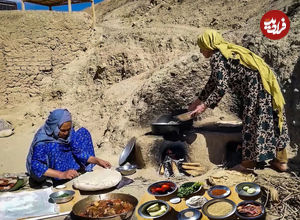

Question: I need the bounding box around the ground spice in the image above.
[211,189,227,196]
[207,201,233,216]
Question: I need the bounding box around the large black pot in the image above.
[151,114,193,135]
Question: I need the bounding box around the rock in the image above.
[0,129,14,138]
[0,119,13,131]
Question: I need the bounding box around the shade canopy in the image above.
[23,0,91,7]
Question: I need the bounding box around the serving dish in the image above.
[49,190,75,204]
[177,208,202,220]
[177,182,202,198]
[116,163,137,176]
[72,193,138,220]
[138,200,170,219]
[207,185,231,199]
[235,182,261,198]
[235,200,265,219]
[147,180,177,197]
[202,198,236,220]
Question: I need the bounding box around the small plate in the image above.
[235,182,261,198]
[207,185,231,199]
[55,184,66,189]
[177,182,202,198]
[138,200,170,219]
[170,197,181,204]
[49,190,75,204]
[178,208,202,220]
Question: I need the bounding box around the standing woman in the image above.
[26,109,111,184]
[189,30,289,172]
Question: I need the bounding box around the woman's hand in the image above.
[190,103,207,117]
[44,168,78,180]
[88,156,111,169]
[60,169,79,179]
[96,158,112,168]
[188,98,202,111]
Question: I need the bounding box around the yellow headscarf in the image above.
[197,29,285,132]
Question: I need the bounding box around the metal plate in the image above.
[119,137,136,166]
[177,208,202,220]
[147,180,177,197]
[116,164,137,176]
[235,182,261,197]
[49,190,75,204]
[207,185,231,199]
[202,198,236,219]
[178,182,203,198]
[138,200,170,219]
[235,200,265,219]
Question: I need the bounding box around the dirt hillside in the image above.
[0,0,299,172]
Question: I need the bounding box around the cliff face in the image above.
[0,0,299,149]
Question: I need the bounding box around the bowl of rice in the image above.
[202,198,236,219]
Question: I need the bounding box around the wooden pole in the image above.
[21,0,25,10]
[91,0,96,28]
[68,0,72,13]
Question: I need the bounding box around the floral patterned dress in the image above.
[30,127,95,180]
[199,50,290,162]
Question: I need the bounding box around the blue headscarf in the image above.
[26,109,72,175]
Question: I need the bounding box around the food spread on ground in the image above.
[149,182,175,195]
[0,177,17,191]
[242,185,256,194]
[146,203,167,217]
[177,182,202,197]
[237,203,262,217]
[79,199,133,218]
[186,195,207,208]
[207,201,233,216]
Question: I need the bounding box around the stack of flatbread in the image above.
[207,169,255,187]
[73,167,122,191]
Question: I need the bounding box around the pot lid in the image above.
[119,137,136,166]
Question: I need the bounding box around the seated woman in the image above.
[26,109,111,184]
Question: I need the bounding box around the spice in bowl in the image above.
[211,189,227,196]
[207,201,234,216]
[208,185,230,198]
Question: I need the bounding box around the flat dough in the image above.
[73,167,122,191]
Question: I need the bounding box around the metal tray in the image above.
[119,137,136,166]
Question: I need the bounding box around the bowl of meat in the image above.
[72,193,138,220]
[235,201,265,219]
[0,176,25,192]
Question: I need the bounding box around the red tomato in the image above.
[161,184,171,191]
[155,187,164,194]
